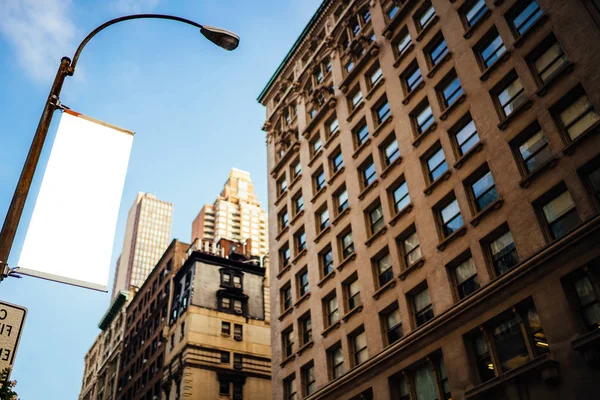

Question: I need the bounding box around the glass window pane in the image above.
[455,258,477,285]
[493,313,529,371]
[427,148,445,172]
[414,364,437,400]
[498,78,525,115]
[443,77,462,105]
[491,231,514,256]
[417,105,434,131]
[398,33,411,53]
[378,253,392,274]
[472,171,494,199]
[441,199,460,223]
[514,1,542,34]
[414,288,431,312]
[466,0,487,25]
[387,309,401,328]
[535,42,567,82]
[403,232,420,253]
[543,191,575,223]
[419,6,436,28]
[481,35,506,67]
[456,119,479,154]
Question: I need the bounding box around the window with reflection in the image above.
[562,266,600,332]
[538,187,581,240]
[513,124,553,174]
[529,35,568,85]
[469,167,498,211]
[452,113,480,156]
[353,119,370,148]
[508,0,543,36]
[552,85,600,141]
[402,60,422,94]
[488,229,519,276]
[438,197,463,237]
[427,34,448,67]
[350,328,368,366]
[475,27,506,69]
[452,255,480,299]
[375,251,394,287]
[391,179,410,214]
[493,71,528,118]
[320,246,334,277]
[414,102,435,134]
[463,0,487,27]
[426,146,448,183]
[412,286,434,327]
[382,305,403,345]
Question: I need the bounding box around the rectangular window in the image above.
[277,176,288,196]
[495,72,528,118]
[302,364,316,396]
[375,97,391,124]
[369,65,383,87]
[391,179,410,214]
[311,136,323,156]
[220,351,230,364]
[293,193,304,215]
[426,146,448,182]
[328,344,344,380]
[439,197,463,237]
[345,60,355,73]
[360,158,377,188]
[284,376,297,400]
[346,276,362,310]
[531,38,568,84]
[351,329,369,366]
[282,284,292,311]
[315,249,332,281]
[401,231,422,268]
[453,114,480,156]
[563,267,600,331]
[539,189,581,239]
[328,117,339,137]
[509,0,543,36]
[583,162,600,203]
[440,73,463,108]
[317,207,330,233]
[295,228,307,253]
[282,327,294,358]
[476,28,506,68]
[219,381,230,395]
[489,230,519,276]
[382,306,403,345]
[331,149,344,173]
[464,0,487,27]
[395,29,412,55]
[298,270,309,297]
[390,356,450,400]
[368,203,385,236]
[280,243,290,269]
[414,102,435,134]
[336,188,349,214]
[325,294,340,327]
[376,251,394,287]
[234,324,242,339]
[412,287,434,327]
[428,35,448,67]
[515,126,552,174]
[354,120,369,148]
[383,138,400,166]
[416,3,436,30]
[453,256,480,299]
[350,87,363,109]
[402,61,422,93]
[341,230,355,259]
[469,168,498,211]
[279,209,289,231]
[553,87,600,141]
[300,313,312,345]
[221,321,231,336]
[314,169,326,192]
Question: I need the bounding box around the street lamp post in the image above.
[0,14,239,281]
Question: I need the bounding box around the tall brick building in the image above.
[258,1,600,399]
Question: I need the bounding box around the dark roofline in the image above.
[178,250,265,280]
[98,290,129,330]
[257,0,328,103]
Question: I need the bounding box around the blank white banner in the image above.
[18,110,134,291]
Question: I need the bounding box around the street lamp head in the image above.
[200,25,240,51]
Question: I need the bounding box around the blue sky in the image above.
[0,0,321,398]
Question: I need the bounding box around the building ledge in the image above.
[366,77,386,101]
[561,121,600,156]
[276,264,291,279]
[279,354,296,368]
[278,307,293,321]
[290,209,305,227]
[352,138,372,160]
[274,190,288,207]
[412,122,437,148]
[423,169,451,196]
[372,115,394,138]
[383,0,418,39]
[270,142,299,178]
[536,62,574,97]
[572,329,600,352]
[275,225,290,242]
[332,207,351,226]
[358,180,379,200]
[308,148,323,168]
[296,341,314,357]
[480,50,511,82]
[497,99,533,131]
[328,166,345,186]
[317,270,336,288]
[440,93,467,121]
[415,16,439,43]
[292,248,307,265]
[339,42,380,94]
[321,321,341,338]
[454,141,484,170]
[346,100,365,123]
[288,173,302,192]
[437,225,467,251]
[294,292,311,308]
[470,198,504,227]
[399,258,425,281]
[381,156,403,179]
[427,52,452,79]
[389,203,413,227]
[365,226,387,248]
[324,129,341,150]
[98,290,129,330]
[402,80,425,106]
[314,225,331,244]
[463,9,491,39]
[342,305,364,323]
[393,44,415,69]
[373,279,397,300]
[311,186,327,204]
[338,253,357,271]
[519,156,559,188]
[513,14,549,49]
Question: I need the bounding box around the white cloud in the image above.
[0,0,76,83]
[111,0,161,13]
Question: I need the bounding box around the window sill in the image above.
[480,50,511,82]
[519,156,559,188]
[389,203,413,227]
[463,9,492,39]
[383,0,418,39]
[393,44,415,68]
[412,122,437,148]
[278,307,293,322]
[311,186,327,204]
[270,142,300,178]
[415,16,439,42]
[340,41,380,94]
[535,62,574,97]
[372,115,394,138]
[288,173,302,191]
[366,77,386,101]
[436,225,467,251]
[427,52,452,79]
[365,226,387,248]
[314,225,331,244]
[454,141,484,170]
[342,305,364,323]
[294,292,311,308]
[328,166,345,186]
[292,248,307,265]
[402,80,425,106]
[303,99,338,138]
[464,353,558,399]
[561,121,600,155]
[381,156,403,179]
[338,252,357,271]
[275,225,290,242]
[399,257,425,281]
[440,93,467,121]
[423,169,451,196]
[352,138,372,160]
[373,279,396,300]
[279,354,296,368]
[470,198,504,227]
[321,321,341,338]
[317,270,336,288]
[324,129,341,150]
[346,100,365,123]
[332,207,351,226]
[497,99,533,131]
[277,264,291,279]
[513,14,549,49]
[358,179,379,200]
[308,148,323,168]
[274,190,288,207]
[296,341,314,357]
[290,209,305,227]
[572,329,600,353]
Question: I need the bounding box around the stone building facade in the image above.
[258,0,600,399]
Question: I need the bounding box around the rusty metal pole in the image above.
[0,57,72,281]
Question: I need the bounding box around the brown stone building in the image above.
[258,0,600,399]
[117,240,189,400]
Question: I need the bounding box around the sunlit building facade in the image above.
[258,0,600,399]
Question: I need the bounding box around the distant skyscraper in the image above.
[192,168,268,257]
[111,192,172,297]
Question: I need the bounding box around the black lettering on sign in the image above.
[0,348,10,362]
[0,309,6,320]
[0,323,12,337]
